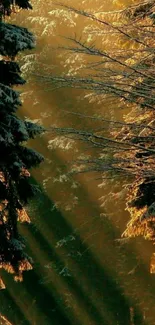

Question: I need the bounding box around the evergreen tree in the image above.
[0,0,44,289]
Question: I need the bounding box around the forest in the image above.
[45,0,155,269]
[0,0,155,324]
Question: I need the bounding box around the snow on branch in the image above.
[0,22,35,57]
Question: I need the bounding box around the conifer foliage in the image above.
[46,1,155,268]
[0,0,44,288]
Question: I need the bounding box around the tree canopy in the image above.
[42,0,155,270]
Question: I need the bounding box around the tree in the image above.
[41,0,155,267]
[0,0,44,289]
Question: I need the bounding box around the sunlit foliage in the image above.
[41,0,155,269]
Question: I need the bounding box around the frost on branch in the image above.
[0,22,35,57]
